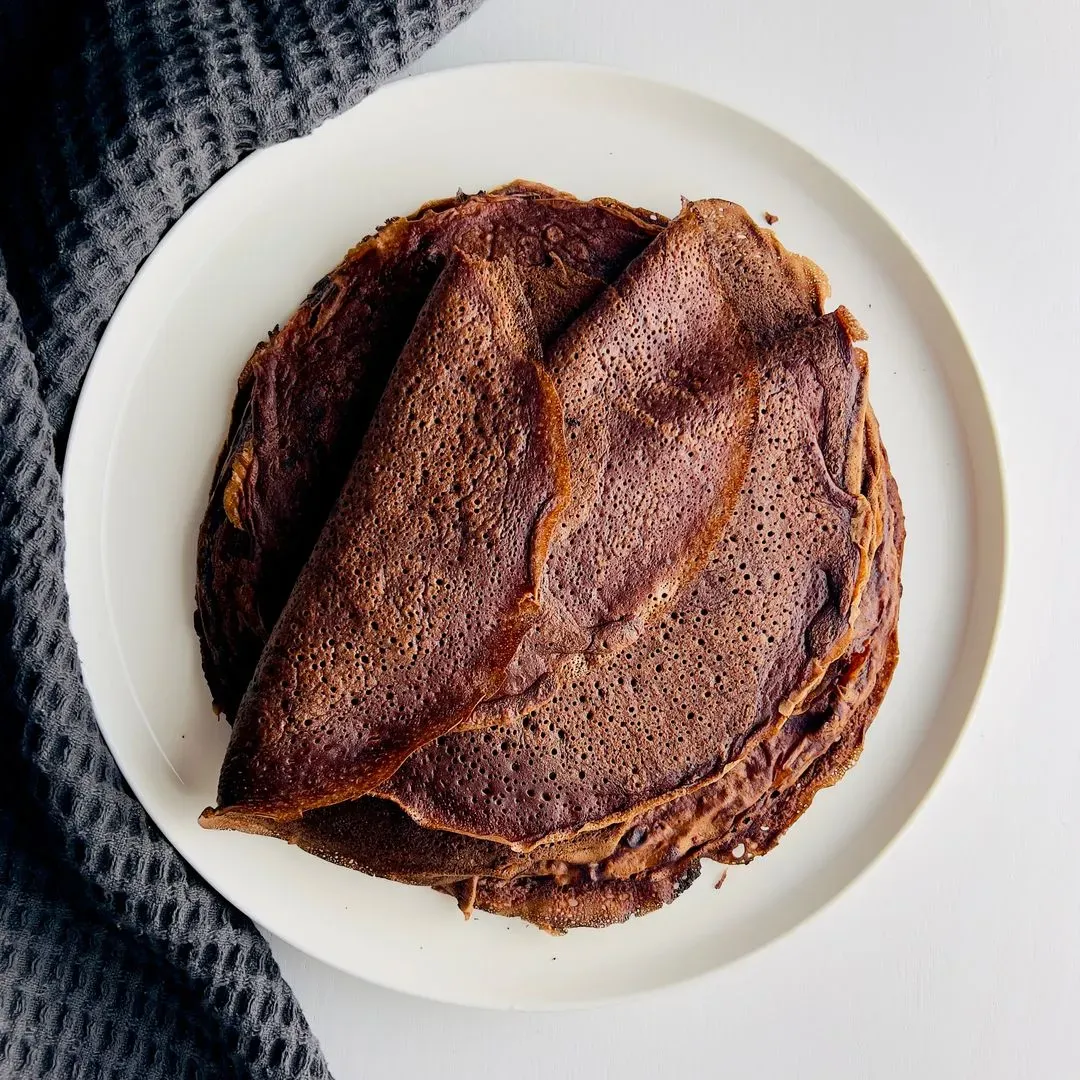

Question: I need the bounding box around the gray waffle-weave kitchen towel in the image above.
[0,2,481,1076]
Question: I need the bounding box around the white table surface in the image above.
[267,1,1080,1075]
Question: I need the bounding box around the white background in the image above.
[269,1,1080,1075]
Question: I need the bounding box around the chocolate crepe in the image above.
[196,183,664,719]
[204,252,569,822]
[198,186,904,933]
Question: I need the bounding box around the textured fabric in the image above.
[0,2,480,1077]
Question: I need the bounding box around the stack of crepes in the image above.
[197,182,904,933]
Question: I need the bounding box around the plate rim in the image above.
[62,59,1009,1010]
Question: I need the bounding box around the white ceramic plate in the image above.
[63,62,1005,1009]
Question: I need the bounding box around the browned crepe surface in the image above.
[378,308,875,846]
[204,253,568,822]
[196,183,664,719]
[467,199,818,726]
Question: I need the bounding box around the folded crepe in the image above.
[198,185,904,933]
[467,198,820,726]
[196,183,665,720]
[203,251,570,822]
[376,307,875,847]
